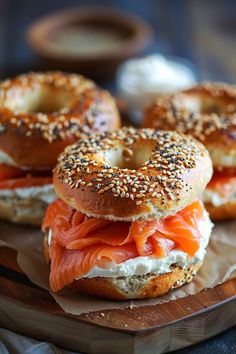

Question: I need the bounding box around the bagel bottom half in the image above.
[43,237,202,300]
[69,263,202,300]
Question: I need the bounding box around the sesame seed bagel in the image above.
[0,71,120,170]
[53,127,213,221]
[143,82,236,169]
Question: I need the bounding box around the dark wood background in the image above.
[0,0,236,84]
[0,0,236,353]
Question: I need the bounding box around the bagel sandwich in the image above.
[143,82,236,220]
[42,127,213,300]
[0,71,120,224]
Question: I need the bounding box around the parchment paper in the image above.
[0,221,236,315]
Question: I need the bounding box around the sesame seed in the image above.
[0,71,105,142]
[136,194,145,199]
[56,127,205,208]
[148,82,236,142]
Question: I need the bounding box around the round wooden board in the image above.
[0,247,236,354]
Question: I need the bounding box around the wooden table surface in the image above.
[0,1,236,353]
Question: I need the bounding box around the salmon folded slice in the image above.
[207,169,236,198]
[42,199,204,292]
[0,163,52,189]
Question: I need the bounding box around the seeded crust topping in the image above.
[146,82,236,141]
[56,127,206,206]
[0,71,115,142]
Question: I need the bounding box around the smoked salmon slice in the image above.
[43,199,206,292]
[50,242,139,293]
[0,163,52,189]
[0,176,52,189]
[0,164,24,181]
[207,169,236,197]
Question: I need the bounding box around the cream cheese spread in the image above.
[0,184,56,204]
[0,150,17,166]
[117,54,197,122]
[203,188,236,207]
[0,150,56,204]
[48,211,213,279]
[84,212,212,278]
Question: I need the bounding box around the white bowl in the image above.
[117,54,197,124]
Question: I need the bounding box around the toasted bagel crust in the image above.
[53,127,213,221]
[0,72,120,169]
[143,82,236,168]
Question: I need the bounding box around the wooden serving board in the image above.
[0,247,236,354]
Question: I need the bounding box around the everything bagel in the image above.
[0,71,120,170]
[143,82,236,168]
[54,127,213,220]
[0,71,120,224]
[143,82,236,220]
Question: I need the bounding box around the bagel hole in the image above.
[6,86,74,114]
[27,87,75,113]
[181,94,226,115]
[105,144,152,170]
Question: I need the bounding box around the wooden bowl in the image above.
[26,7,153,81]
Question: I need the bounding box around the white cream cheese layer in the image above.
[0,150,56,205]
[49,210,213,278]
[84,212,212,278]
[207,147,236,169]
[0,184,56,204]
[203,189,236,207]
[0,150,17,166]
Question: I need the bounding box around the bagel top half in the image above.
[53,127,213,221]
[143,82,236,169]
[0,71,120,170]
